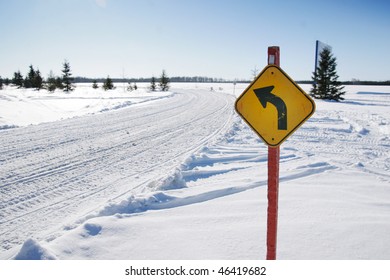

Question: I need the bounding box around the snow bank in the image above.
[147,168,187,191]
[0,124,18,130]
[13,239,56,260]
[82,169,188,219]
[96,192,175,217]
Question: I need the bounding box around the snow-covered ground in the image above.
[0,83,172,128]
[0,83,389,260]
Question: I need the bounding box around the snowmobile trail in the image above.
[0,89,234,254]
[2,85,390,260]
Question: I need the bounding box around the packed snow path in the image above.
[0,89,234,253]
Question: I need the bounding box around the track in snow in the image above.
[0,89,234,253]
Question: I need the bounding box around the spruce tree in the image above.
[24,65,36,88]
[12,71,24,88]
[0,76,3,90]
[47,71,57,92]
[103,76,114,90]
[55,77,64,90]
[150,76,156,91]
[127,82,133,91]
[62,60,74,92]
[159,70,170,91]
[92,80,99,89]
[310,47,345,101]
[127,82,137,91]
[34,70,43,90]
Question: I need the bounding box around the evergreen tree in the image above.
[103,76,114,90]
[24,65,36,88]
[150,76,156,91]
[92,80,99,89]
[34,70,43,90]
[46,71,57,92]
[127,82,137,91]
[12,71,24,88]
[62,60,74,92]
[22,65,43,90]
[0,76,3,90]
[159,70,170,91]
[127,82,133,91]
[55,77,64,90]
[310,47,345,101]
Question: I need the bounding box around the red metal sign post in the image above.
[266,46,280,260]
[235,46,315,259]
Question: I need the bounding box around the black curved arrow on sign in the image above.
[254,86,287,130]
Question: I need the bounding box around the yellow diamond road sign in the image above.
[235,65,315,147]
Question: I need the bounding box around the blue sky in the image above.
[1,0,389,81]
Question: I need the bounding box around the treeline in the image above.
[0,63,171,92]
[342,80,390,86]
[92,70,170,92]
[2,65,389,91]
[295,80,390,85]
[74,77,390,85]
[0,60,74,92]
[73,76,248,83]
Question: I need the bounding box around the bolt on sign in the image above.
[235,65,315,146]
